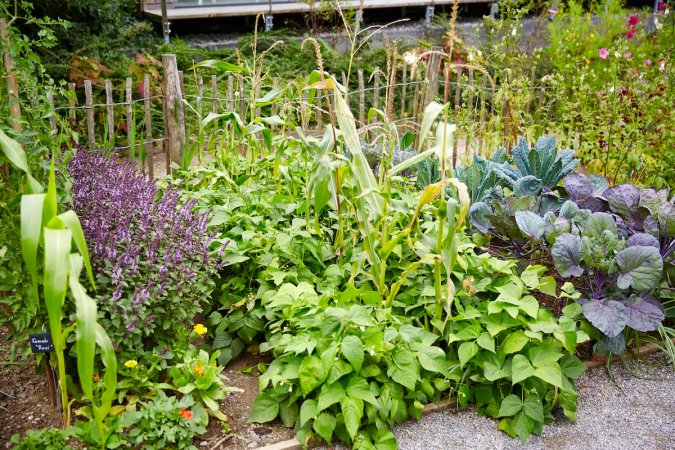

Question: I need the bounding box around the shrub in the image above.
[68,151,226,357]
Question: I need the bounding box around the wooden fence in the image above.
[43,51,558,177]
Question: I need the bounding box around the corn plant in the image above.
[1,129,116,445]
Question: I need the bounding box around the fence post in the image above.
[423,47,442,107]
[400,63,407,118]
[162,54,185,170]
[0,18,21,133]
[84,80,96,149]
[104,79,115,147]
[143,74,154,179]
[125,77,133,158]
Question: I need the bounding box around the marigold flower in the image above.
[627,15,639,26]
[124,359,138,369]
[193,323,207,335]
[598,48,609,59]
[193,363,205,376]
[93,373,101,382]
[179,409,193,420]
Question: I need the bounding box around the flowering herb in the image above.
[598,48,609,59]
[179,409,193,421]
[193,323,207,335]
[68,151,227,357]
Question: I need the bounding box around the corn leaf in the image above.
[418,102,449,151]
[191,59,249,74]
[52,211,96,290]
[44,158,58,224]
[20,193,46,315]
[43,228,71,352]
[69,254,96,402]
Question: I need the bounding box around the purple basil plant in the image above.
[69,151,226,356]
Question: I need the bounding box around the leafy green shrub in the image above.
[109,391,207,450]
[11,427,75,450]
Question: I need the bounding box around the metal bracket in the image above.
[425,5,435,26]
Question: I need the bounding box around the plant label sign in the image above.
[29,332,54,353]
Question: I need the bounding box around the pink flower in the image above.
[598,48,609,59]
[658,2,665,11]
[548,8,558,14]
[627,28,636,39]
[627,15,639,26]
[645,59,653,66]
[624,51,632,59]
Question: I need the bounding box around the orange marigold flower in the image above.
[93,373,101,382]
[193,363,205,376]
[179,409,193,420]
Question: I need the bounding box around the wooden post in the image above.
[197,76,204,117]
[211,75,218,114]
[372,67,380,113]
[46,92,57,132]
[104,79,115,147]
[143,74,154,179]
[423,48,442,107]
[0,18,22,132]
[162,54,185,170]
[453,66,463,166]
[84,80,95,148]
[238,74,245,118]
[125,77,133,157]
[400,63,407,118]
[67,83,76,120]
[357,69,365,124]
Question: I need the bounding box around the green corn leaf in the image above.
[54,211,96,291]
[255,86,287,108]
[44,158,58,224]
[388,148,436,177]
[418,102,449,151]
[69,254,97,403]
[191,59,249,74]
[95,322,118,422]
[20,193,46,315]
[0,128,29,173]
[43,228,71,351]
[331,77,382,215]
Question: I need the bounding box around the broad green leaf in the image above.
[497,394,522,417]
[615,246,664,291]
[279,400,299,427]
[510,354,534,384]
[317,382,346,411]
[458,341,479,367]
[500,331,529,355]
[249,396,280,423]
[417,345,448,374]
[341,335,364,373]
[560,354,586,379]
[533,363,564,388]
[519,295,539,319]
[340,397,364,440]
[512,411,535,444]
[387,350,419,391]
[515,211,545,240]
[299,355,326,395]
[299,399,318,426]
[313,412,336,443]
[522,396,544,422]
[388,148,435,177]
[346,376,378,406]
[0,129,30,174]
[476,333,496,354]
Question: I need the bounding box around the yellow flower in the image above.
[193,324,207,335]
[193,363,205,376]
[124,360,138,369]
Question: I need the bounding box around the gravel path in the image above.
[394,354,675,450]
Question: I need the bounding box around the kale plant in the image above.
[69,151,227,357]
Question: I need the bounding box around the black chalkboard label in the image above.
[29,333,54,353]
